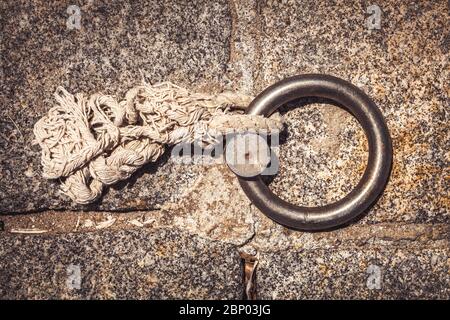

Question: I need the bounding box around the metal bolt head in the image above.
[225,132,271,178]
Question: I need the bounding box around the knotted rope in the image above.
[34,82,283,204]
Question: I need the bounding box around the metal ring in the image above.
[238,74,392,231]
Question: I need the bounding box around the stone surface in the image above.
[0,227,244,299]
[0,0,449,300]
[0,164,257,246]
[0,0,231,213]
[162,165,256,246]
[1,0,448,221]
[234,0,450,298]
[1,210,448,299]
[255,0,449,225]
[257,246,449,299]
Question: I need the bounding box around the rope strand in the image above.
[34,82,283,204]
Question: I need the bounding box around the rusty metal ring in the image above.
[238,74,392,231]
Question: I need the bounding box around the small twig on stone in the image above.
[128,218,156,227]
[7,114,25,142]
[95,217,117,229]
[10,228,48,234]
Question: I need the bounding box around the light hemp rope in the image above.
[33,80,284,205]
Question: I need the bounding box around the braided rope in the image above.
[34,82,283,204]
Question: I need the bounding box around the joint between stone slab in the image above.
[226,0,263,95]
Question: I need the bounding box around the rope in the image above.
[34,82,283,204]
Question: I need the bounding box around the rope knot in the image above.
[34,82,284,204]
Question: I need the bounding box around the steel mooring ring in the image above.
[238,74,392,231]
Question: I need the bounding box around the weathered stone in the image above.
[0,227,244,299]
[0,0,449,300]
[0,0,232,213]
[231,0,450,299]
[239,0,449,226]
[257,246,449,299]
[161,165,256,246]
